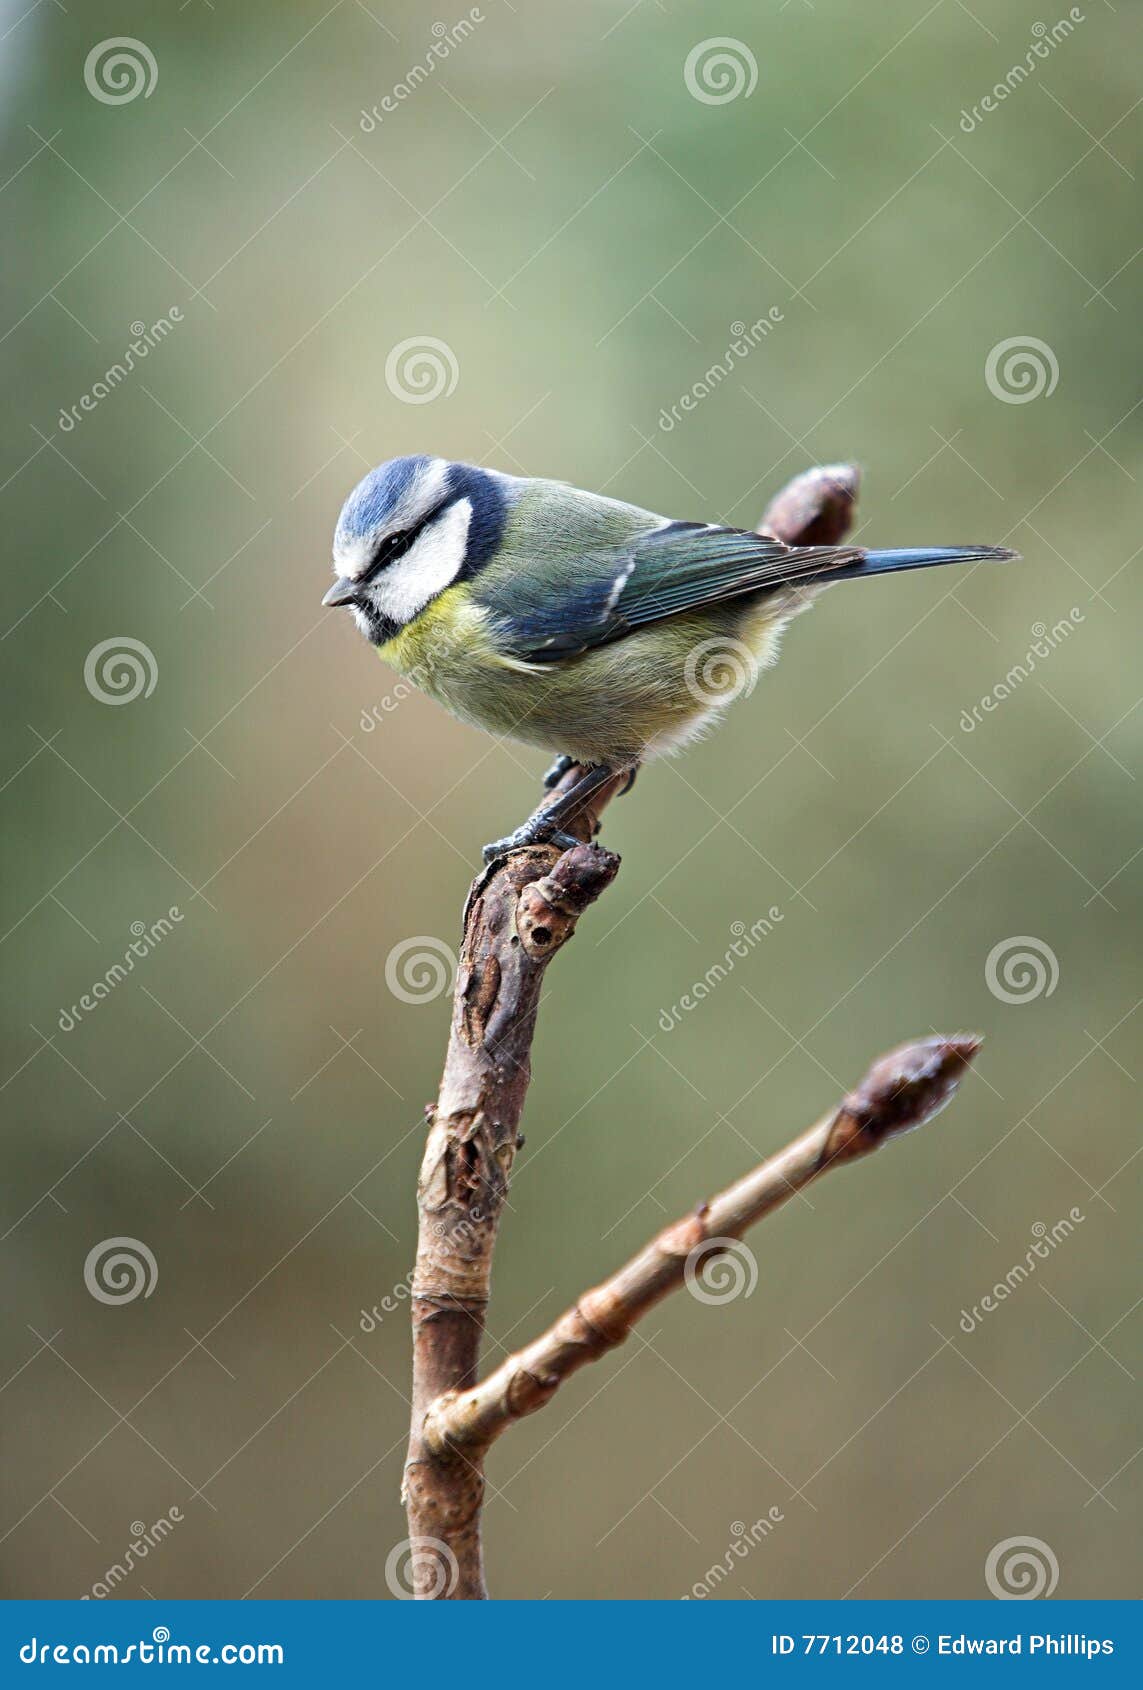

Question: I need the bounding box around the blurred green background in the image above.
[1,0,1139,1601]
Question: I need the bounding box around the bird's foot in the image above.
[542,753,576,790]
[483,763,625,865]
[482,817,581,865]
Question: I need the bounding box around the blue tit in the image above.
[323,454,1015,860]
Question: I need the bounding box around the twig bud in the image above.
[824,1034,982,1163]
[761,462,861,546]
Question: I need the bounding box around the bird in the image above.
[323,454,1015,861]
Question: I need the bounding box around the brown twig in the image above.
[402,837,619,1598]
[400,459,952,1599]
[423,1036,980,1457]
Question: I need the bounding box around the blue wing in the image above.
[477,522,861,663]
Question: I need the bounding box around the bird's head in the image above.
[323,454,510,645]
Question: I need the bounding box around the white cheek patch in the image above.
[367,498,472,624]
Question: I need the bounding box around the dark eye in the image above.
[364,529,409,580]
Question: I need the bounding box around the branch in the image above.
[402,840,620,1598]
[401,460,878,1598]
[423,1035,981,1457]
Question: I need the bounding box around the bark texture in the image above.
[402,836,620,1597]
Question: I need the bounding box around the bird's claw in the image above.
[485,761,627,864]
[482,821,581,865]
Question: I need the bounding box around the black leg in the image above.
[542,753,575,790]
[482,764,624,864]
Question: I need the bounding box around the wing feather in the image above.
[478,522,859,663]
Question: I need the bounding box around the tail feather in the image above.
[827,545,1017,584]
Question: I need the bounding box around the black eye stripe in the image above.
[361,527,412,583]
[361,495,455,583]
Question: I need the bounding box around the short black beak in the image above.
[322,576,358,608]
